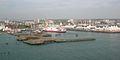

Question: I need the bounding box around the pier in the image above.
[16,34,96,45]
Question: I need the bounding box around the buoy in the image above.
[75,34,78,37]
[5,43,8,45]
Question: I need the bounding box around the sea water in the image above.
[0,31,120,60]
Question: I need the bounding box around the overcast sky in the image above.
[0,0,120,19]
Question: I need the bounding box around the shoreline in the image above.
[66,28,120,33]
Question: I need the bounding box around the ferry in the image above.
[43,27,66,33]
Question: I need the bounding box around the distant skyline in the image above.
[0,0,120,20]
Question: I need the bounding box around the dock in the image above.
[16,34,96,45]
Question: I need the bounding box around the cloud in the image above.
[0,0,120,19]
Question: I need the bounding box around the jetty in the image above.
[16,34,96,45]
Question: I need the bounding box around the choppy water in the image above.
[0,31,120,60]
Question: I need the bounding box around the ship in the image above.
[43,27,66,33]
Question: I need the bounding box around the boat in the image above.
[33,29,43,34]
[43,19,66,33]
[43,27,66,33]
[93,25,120,33]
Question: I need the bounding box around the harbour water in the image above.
[0,31,120,60]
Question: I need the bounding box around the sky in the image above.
[0,0,120,19]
